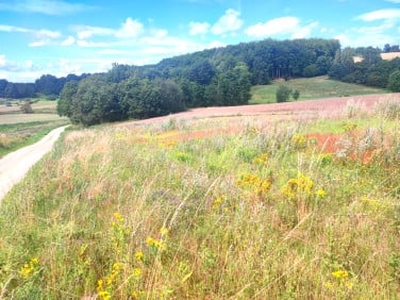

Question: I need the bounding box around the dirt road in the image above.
[0,126,68,202]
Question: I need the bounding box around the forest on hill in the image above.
[2,38,400,126]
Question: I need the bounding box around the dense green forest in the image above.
[56,38,342,125]
[2,38,400,126]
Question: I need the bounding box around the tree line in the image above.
[3,38,400,126]
[57,38,340,126]
[328,45,400,90]
[0,73,89,99]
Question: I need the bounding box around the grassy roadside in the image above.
[0,100,399,298]
[0,101,70,158]
[250,76,388,104]
[0,120,70,158]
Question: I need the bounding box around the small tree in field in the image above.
[387,70,400,92]
[292,89,300,100]
[276,85,292,103]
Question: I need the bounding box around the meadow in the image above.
[250,76,387,104]
[0,95,399,299]
[0,100,69,158]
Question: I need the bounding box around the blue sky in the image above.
[0,0,399,82]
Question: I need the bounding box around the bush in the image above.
[387,70,400,92]
[276,85,292,103]
[292,89,300,100]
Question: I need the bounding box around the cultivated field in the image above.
[0,93,399,299]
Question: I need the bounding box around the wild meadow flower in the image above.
[212,195,228,210]
[236,173,272,196]
[19,257,39,279]
[343,123,357,132]
[160,227,169,239]
[97,262,125,299]
[332,270,349,281]
[253,153,269,165]
[132,267,142,279]
[281,173,314,199]
[146,237,167,251]
[292,133,307,149]
[135,251,144,261]
[316,188,326,198]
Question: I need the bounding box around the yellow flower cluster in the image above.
[236,172,272,195]
[135,251,144,261]
[252,153,269,165]
[292,133,307,149]
[212,195,227,209]
[97,262,125,300]
[332,270,349,281]
[325,269,354,291]
[281,173,314,199]
[19,257,39,280]
[146,237,167,251]
[343,123,357,132]
[146,227,169,251]
[111,212,124,228]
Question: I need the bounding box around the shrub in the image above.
[276,85,292,103]
[387,70,400,92]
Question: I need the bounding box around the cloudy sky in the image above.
[0,0,399,82]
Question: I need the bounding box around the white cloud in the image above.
[245,17,299,37]
[211,9,243,35]
[0,0,96,15]
[291,22,319,39]
[385,0,400,3]
[339,8,400,48]
[115,18,144,38]
[0,54,6,67]
[71,18,144,42]
[0,24,60,47]
[356,9,400,21]
[61,36,75,46]
[76,40,110,48]
[73,25,114,40]
[0,24,29,33]
[29,29,61,47]
[189,21,210,36]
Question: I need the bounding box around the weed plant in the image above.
[0,104,399,299]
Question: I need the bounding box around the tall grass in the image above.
[0,104,399,299]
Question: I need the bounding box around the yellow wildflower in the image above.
[135,251,144,261]
[281,173,314,199]
[316,188,326,198]
[19,257,39,279]
[253,153,269,165]
[332,270,349,281]
[132,268,142,279]
[160,227,169,238]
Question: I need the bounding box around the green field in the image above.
[250,76,388,104]
[0,101,70,158]
[0,95,399,298]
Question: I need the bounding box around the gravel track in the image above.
[0,126,68,202]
